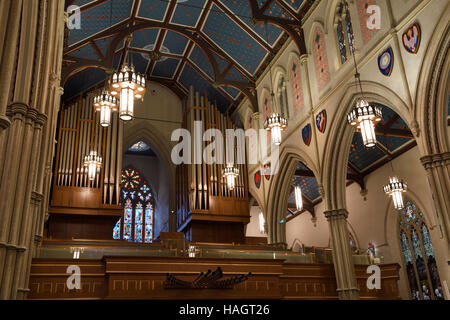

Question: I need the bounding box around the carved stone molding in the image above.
[0,115,11,130]
[420,152,450,169]
[31,192,44,205]
[324,208,349,221]
[8,102,29,120]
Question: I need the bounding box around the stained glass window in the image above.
[113,167,155,243]
[337,20,347,64]
[399,200,443,300]
[129,141,151,152]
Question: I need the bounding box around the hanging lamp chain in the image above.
[264,23,277,113]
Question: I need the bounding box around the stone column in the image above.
[420,152,450,297]
[324,209,360,300]
[0,0,23,131]
[0,0,65,300]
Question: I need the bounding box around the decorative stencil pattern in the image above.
[290,57,305,115]
[312,27,330,91]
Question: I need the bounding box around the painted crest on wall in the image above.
[254,170,261,189]
[315,110,327,133]
[378,47,394,76]
[302,124,312,146]
[263,162,271,180]
[402,23,421,54]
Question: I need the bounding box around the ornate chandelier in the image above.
[348,99,382,148]
[94,90,118,127]
[264,111,288,146]
[384,176,407,210]
[110,63,146,121]
[84,151,102,181]
[222,163,239,190]
[294,185,303,211]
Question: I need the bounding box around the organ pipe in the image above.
[53,88,123,205]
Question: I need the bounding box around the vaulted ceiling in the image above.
[63,0,314,112]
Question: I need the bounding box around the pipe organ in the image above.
[49,88,123,239]
[176,87,250,243]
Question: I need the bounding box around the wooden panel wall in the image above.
[27,257,401,300]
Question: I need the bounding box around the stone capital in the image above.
[26,107,38,122]
[0,115,11,130]
[299,54,308,65]
[8,102,29,119]
[324,208,349,220]
[421,152,450,169]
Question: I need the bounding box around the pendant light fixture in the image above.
[263,24,288,146]
[94,90,118,127]
[384,161,407,210]
[346,17,382,148]
[294,184,303,212]
[259,211,266,234]
[110,61,146,121]
[222,163,239,191]
[384,176,407,210]
[84,151,102,181]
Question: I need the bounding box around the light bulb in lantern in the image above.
[222,163,239,191]
[83,151,102,181]
[347,99,382,148]
[264,113,288,146]
[94,91,117,127]
[259,212,266,234]
[109,64,146,122]
[383,176,407,210]
[294,185,303,211]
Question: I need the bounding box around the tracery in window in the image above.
[398,201,443,299]
[277,76,290,119]
[335,1,355,65]
[113,168,155,243]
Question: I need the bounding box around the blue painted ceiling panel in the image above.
[179,64,231,112]
[137,0,170,21]
[162,31,190,55]
[130,28,160,49]
[68,0,134,46]
[282,0,305,11]
[221,86,240,99]
[189,45,214,80]
[63,67,107,100]
[349,134,385,171]
[202,4,268,74]
[219,0,283,46]
[94,36,115,57]
[126,51,150,74]
[151,57,180,79]
[265,2,295,21]
[171,0,206,27]
[67,43,99,60]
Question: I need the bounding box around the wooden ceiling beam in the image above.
[212,0,275,53]
[375,127,414,139]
